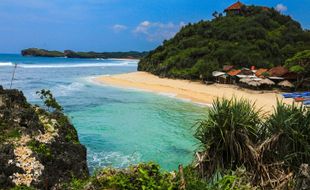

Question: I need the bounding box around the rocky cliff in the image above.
[0,86,89,189]
[21,48,148,59]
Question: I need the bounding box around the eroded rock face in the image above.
[0,86,89,189]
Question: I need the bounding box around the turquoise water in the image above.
[0,54,208,172]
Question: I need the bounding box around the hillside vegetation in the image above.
[138,6,310,80]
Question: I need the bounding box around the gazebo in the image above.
[224,1,244,16]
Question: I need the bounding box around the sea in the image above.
[0,54,208,172]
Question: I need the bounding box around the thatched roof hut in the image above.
[259,78,275,85]
[239,78,251,83]
[247,81,261,87]
[278,80,294,88]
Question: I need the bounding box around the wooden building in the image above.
[224,1,244,16]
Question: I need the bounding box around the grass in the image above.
[27,139,51,159]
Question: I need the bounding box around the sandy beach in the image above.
[94,71,294,112]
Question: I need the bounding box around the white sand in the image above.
[94,72,294,112]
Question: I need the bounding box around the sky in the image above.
[0,0,309,53]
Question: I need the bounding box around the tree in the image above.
[285,50,310,88]
[192,59,219,81]
[36,89,63,112]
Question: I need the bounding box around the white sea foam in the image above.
[157,92,177,98]
[53,82,85,96]
[17,62,137,68]
[88,151,141,171]
[84,75,111,85]
[194,102,212,107]
[0,62,13,66]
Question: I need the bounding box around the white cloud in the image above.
[133,21,186,42]
[275,4,287,12]
[112,24,127,32]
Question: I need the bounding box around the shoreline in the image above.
[93,71,294,112]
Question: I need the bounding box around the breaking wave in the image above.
[52,82,86,97]
[0,58,138,68]
[0,62,13,66]
[87,151,141,173]
[17,62,137,68]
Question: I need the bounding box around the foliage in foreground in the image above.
[195,98,310,189]
[62,162,255,190]
[63,163,178,190]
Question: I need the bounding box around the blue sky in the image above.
[0,0,309,53]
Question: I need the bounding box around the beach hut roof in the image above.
[259,78,275,85]
[247,80,261,87]
[239,78,251,83]
[236,74,258,79]
[212,71,226,77]
[239,68,254,75]
[278,80,294,88]
[255,68,268,77]
[268,66,289,77]
[269,76,284,80]
[227,69,241,76]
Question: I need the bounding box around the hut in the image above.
[259,78,275,90]
[278,80,294,91]
[227,69,241,84]
[255,68,268,78]
[247,80,261,90]
[212,71,228,84]
[260,78,275,85]
[224,1,244,16]
[267,66,289,82]
[268,66,288,77]
[227,68,256,84]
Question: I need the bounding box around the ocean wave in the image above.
[87,151,141,172]
[0,62,13,66]
[17,62,137,68]
[52,82,85,97]
[157,92,177,98]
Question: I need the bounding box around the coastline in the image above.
[93,71,294,112]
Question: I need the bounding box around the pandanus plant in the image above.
[195,98,310,188]
[194,98,263,178]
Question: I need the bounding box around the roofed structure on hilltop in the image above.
[224,1,244,16]
[224,1,270,16]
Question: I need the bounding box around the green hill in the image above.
[21,48,148,59]
[138,6,310,80]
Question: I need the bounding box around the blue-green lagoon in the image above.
[0,54,208,172]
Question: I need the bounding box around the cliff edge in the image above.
[0,86,89,189]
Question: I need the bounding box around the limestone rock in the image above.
[0,86,89,189]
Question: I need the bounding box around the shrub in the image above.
[194,98,262,176]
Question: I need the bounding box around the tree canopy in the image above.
[138,6,310,80]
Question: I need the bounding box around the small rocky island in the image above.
[0,86,88,189]
[21,48,148,59]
